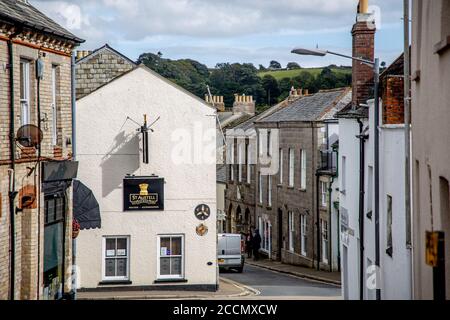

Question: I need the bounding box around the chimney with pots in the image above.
[205,95,225,112]
[232,94,255,116]
[76,50,93,61]
[352,0,376,107]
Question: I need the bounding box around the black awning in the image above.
[73,180,101,230]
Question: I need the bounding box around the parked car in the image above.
[217,233,245,273]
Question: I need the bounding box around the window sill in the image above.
[277,184,283,188]
[154,278,188,284]
[266,206,273,210]
[287,186,295,190]
[298,188,307,192]
[98,280,132,286]
[257,203,263,207]
[434,35,450,55]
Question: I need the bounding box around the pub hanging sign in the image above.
[123,176,164,211]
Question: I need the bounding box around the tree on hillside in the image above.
[278,77,295,100]
[286,62,301,70]
[209,63,265,107]
[261,75,280,106]
[259,64,267,71]
[269,60,282,69]
[137,52,210,98]
[293,71,317,93]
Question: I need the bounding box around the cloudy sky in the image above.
[32,0,405,68]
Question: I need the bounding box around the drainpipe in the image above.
[7,33,18,301]
[328,175,335,272]
[357,118,368,300]
[36,55,43,300]
[316,172,321,270]
[71,52,77,300]
[373,58,381,300]
[403,0,413,299]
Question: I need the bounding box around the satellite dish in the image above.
[16,124,43,148]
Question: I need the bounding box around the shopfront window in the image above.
[158,235,184,279]
[43,195,66,300]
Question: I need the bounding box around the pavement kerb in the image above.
[219,277,261,297]
[245,261,342,287]
[78,278,260,300]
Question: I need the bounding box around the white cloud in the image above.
[31,0,404,66]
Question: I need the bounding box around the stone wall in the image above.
[75,46,135,100]
[254,123,322,267]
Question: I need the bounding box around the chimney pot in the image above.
[359,0,369,14]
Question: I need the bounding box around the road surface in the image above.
[220,264,341,300]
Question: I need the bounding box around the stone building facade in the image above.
[254,89,350,268]
[75,44,136,100]
[224,96,291,235]
[224,88,349,272]
[0,0,83,300]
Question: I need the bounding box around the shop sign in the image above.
[123,177,164,211]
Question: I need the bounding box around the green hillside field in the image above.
[258,67,352,80]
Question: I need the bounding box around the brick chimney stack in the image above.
[232,94,255,116]
[352,0,376,107]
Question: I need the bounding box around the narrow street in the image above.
[220,264,342,300]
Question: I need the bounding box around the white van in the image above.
[217,233,245,273]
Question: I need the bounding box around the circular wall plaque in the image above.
[196,223,208,236]
[194,204,211,221]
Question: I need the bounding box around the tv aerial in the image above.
[16,124,43,148]
[126,114,160,164]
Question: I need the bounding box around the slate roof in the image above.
[335,102,369,119]
[0,0,84,43]
[234,99,291,131]
[259,88,350,123]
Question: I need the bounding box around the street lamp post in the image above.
[292,48,381,300]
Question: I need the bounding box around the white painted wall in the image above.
[338,117,363,300]
[340,99,412,300]
[76,66,217,288]
[375,103,412,300]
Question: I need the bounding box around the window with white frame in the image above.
[300,149,306,190]
[258,130,263,156]
[158,235,184,279]
[258,172,263,203]
[230,140,234,181]
[289,148,294,187]
[267,175,272,206]
[320,181,327,207]
[300,215,307,256]
[246,143,251,183]
[367,166,373,217]
[238,142,243,182]
[386,195,393,256]
[288,211,294,252]
[51,65,58,145]
[341,156,346,192]
[103,236,130,280]
[321,219,329,263]
[20,59,31,126]
[279,148,283,184]
[260,219,271,252]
